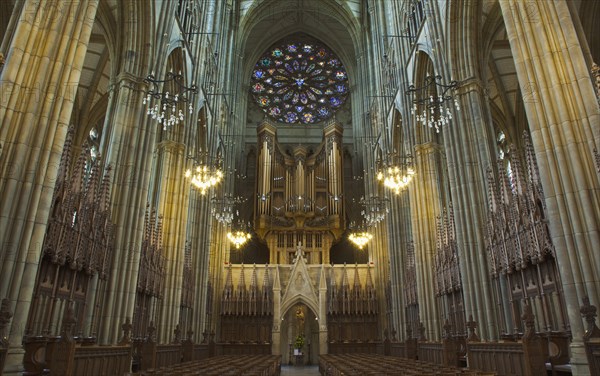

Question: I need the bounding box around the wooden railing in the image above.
[0,348,6,376]
[155,344,182,369]
[582,297,600,375]
[217,343,271,355]
[328,341,381,354]
[193,344,209,360]
[467,341,525,375]
[72,345,132,376]
[390,342,406,358]
[418,342,443,364]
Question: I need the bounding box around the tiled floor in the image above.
[280,365,320,375]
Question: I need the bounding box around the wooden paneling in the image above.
[72,346,131,376]
[468,342,525,376]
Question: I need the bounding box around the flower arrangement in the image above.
[294,334,305,349]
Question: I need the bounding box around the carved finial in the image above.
[418,322,427,341]
[119,317,133,345]
[0,52,5,72]
[60,301,77,342]
[173,324,181,343]
[147,321,156,343]
[466,314,480,342]
[521,303,536,339]
[201,330,208,344]
[443,319,452,339]
[0,298,13,345]
[581,296,600,340]
[391,327,397,342]
[187,328,194,341]
[406,325,413,339]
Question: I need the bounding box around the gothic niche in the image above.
[24,127,115,373]
[327,264,378,352]
[485,132,569,341]
[219,264,273,349]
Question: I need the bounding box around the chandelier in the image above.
[349,231,373,249]
[143,70,197,130]
[406,75,460,133]
[185,155,223,195]
[227,217,252,249]
[211,194,247,224]
[359,196,390,226]
[376,154,415,194]
[347,221,373,249]
[227,230,252,249]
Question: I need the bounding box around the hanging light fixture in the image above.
[359,196,390,226]
[227,216,252,249]
[347,221,373,250]
[406,75,460,133]
[348,231,373,249]
[185,153,223,195]
[143,70,198,130]
[211,194,247,224]
[376,153,415,194]
[227,230,252,249]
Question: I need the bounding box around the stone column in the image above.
[0,1,98,372]
[318,266,328,355]
[444,79,497,341]
[271,267,281,355]
[500,1,600,373]
[155,139,189,343]
[410,142,443,340]
[97,71,157,344]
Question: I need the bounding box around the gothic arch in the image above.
[280,295,320,322]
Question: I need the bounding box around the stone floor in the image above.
[280,365,320,375]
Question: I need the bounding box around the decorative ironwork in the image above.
[407,75,460,132]
[143,70,198,130]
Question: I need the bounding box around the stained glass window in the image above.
[250,38,349,124]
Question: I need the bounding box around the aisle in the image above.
[280,365,320,375]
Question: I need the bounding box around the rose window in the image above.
[250,38,349,124]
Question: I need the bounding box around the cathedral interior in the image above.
[0,0,599,375]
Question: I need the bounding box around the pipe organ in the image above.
[255,120,345,264]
